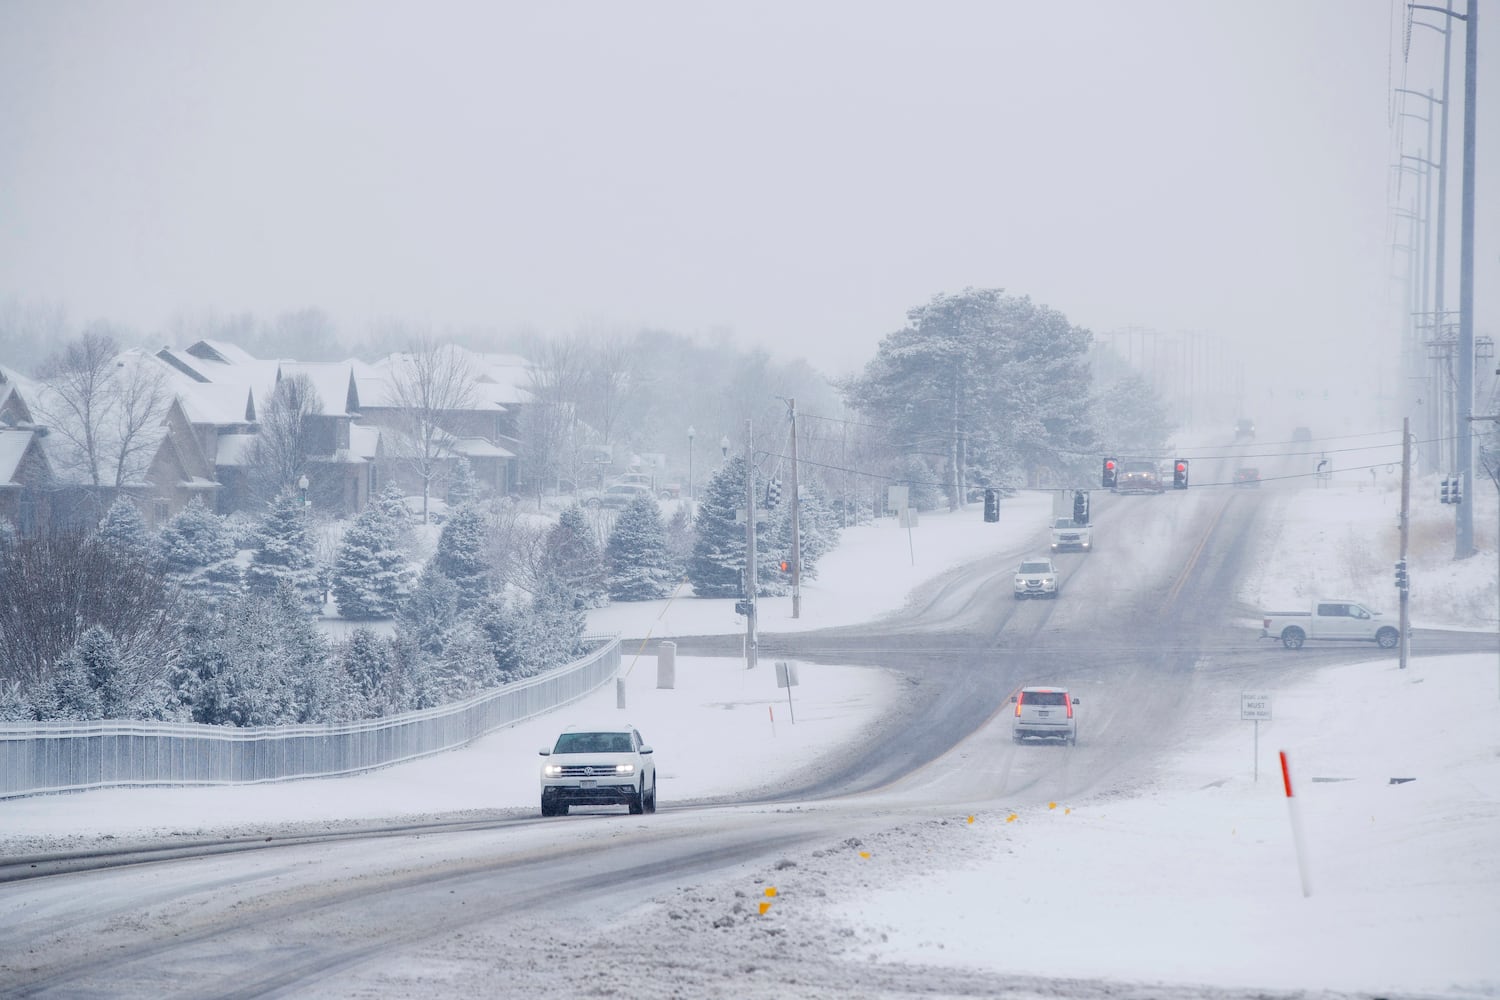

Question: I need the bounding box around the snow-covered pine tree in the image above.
[605,493,674,601]
[688,456,747,597]
[430,504,490,612]
[156,499,243,604]
[338,627,397,717]
[245,491,321,610]
[688,457,784,597]
[769,480,842,582]
[664,503,695,580]
[542,504,606,608]
[372,484,417,555]
[447,455,479,508]
[332,502,416,619]
[97,497,154,564]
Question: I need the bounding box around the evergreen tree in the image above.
[769,481,841,582]
[605,493,674,600]
[447,455,479,507]
[158,498,243,603]
[688,457,746,598]
[430,504,489,612]
[332,502,416,619]
[899,456,945,512]
[542,504,607,608]
[43,648,102,720]
[664,503,695,580]
[159,498,236,574]
[523,579,586,675]
[97,497,153,564]
[245,491,321,609]
[338,627,397,716]
[399,565,462,655]
[372,484,416,552]
[688,457,782,597]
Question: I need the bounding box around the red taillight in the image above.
[1014,692,1023,717]
[1065,698,1074,719]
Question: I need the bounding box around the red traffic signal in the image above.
[1172,460,1189,489]
[779,560,790,573]
[1101,457,1118,489]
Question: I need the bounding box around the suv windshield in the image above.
[1053,518,1075,529]
[554,732,633,753]
[1023,691,1068,707]
[1019,561,1052,574]
[1121,462,1154,473]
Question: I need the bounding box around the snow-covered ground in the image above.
[5,470,1498,996]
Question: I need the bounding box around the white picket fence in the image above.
[0,637,620,800]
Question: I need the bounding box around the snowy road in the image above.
[2,476,1493,998]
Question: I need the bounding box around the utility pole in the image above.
[1400,418,1412,669]
[1455,0,1477,558]
[744,418,758,669]
[787,397,802,619]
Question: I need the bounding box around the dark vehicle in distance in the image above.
[1114,460,1164,494]
[1234,467,1261,487]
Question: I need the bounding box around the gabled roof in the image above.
[0,365,37,425]
[177,381,256,426]
[359,348,530,410]
[277,362,359,416]
[0,427,45,484]
[187,339,260,366]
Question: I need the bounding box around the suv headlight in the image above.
[542,763,562,777]
[615,763,636,775]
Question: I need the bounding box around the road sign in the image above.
[1241,692,1272,721]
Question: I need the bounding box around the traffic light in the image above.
[734,599,752,617]
[765,478,782,508]
[1441,477,1451,504]
[1453,477,1463,504]
[1072,489,1089,525]
[983,488,999,522]
[1173,460,1189,489]
[1394,561,1408,592]
[1102,458,1118,489]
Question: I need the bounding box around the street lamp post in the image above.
[687,425,696,502]
[720,435,730,461]
[298,474,310,508]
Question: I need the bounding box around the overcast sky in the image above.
[0,1,1493,384]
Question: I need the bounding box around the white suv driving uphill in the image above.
[1011,686,1079,745]
[539,725,657,816]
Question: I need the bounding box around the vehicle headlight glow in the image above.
[615,763,635,775]
[543,764,562,777]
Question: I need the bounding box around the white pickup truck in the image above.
[1261,601,1400,650]
[1050,517,1092,553]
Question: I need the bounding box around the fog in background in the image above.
[1,1,1494,408]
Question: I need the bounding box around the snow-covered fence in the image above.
[0,637,620,800]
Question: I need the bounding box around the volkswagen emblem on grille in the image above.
[584,766,595,776]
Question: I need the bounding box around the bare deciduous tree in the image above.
[110,358,171,488]
[250,373,323,503]
[386,338,478,523]
[33,328,119,489]
[33,332,174,507]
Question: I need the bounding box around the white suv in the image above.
[539,725,657,816]
[1014,558,1059,600]
[1011,686,1079,745]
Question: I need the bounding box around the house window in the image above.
[368,463,378,495]
[153,498,170,524]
